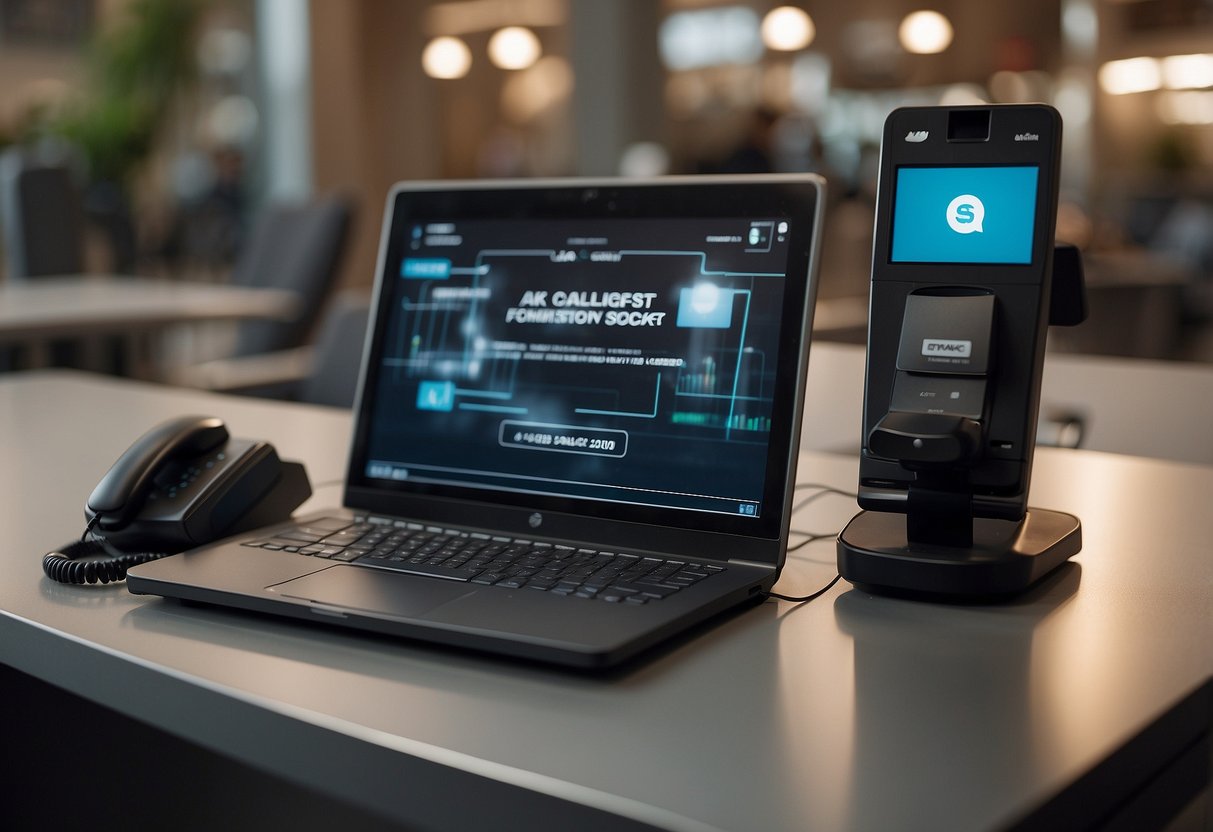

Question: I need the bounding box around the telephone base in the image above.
[837,508,1081,599]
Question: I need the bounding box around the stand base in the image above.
[837,508,1081,599]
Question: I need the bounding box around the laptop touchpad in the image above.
[268,566,475,619]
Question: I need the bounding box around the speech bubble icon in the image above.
[946,194,985,234]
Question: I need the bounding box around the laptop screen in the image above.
[347,178,822,546]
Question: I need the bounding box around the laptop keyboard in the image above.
[242,516,724,605]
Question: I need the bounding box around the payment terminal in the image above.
[837,104,1084,597]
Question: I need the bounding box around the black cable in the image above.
[42,512,171,585]
[784,483,856,553]
[791,486,856,514]
[793,482,856,495]
[765,487,853,604]
[42,538,170,585]
[766,573,842,604]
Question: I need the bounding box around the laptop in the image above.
[128,175,825,668]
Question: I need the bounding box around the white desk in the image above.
[1,372,1209,831]
[0,275,299,376]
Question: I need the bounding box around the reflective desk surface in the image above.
[1,371,1209,831]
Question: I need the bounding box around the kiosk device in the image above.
[837,104,1087,597]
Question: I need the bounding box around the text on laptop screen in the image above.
[890,166,1039,264]
[360,215,795,519]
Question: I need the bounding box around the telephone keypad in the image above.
[139,439,256,519]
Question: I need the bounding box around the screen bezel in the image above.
[342,176,823,559]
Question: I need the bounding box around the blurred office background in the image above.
[1,0,1212,389]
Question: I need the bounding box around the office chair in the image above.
[297,291,371,407]
[0,148,98,372]
[227,193,354,357]
[171,290,371,408]
[0,148,86,279]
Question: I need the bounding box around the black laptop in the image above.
[128,175,825,668]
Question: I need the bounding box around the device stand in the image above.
[837,504,1081,599]
[838,241,1088,599]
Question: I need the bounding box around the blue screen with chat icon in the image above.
[890,166,1039,264]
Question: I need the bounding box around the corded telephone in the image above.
[43,415,311,584]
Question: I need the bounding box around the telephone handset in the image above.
[86,415,229,533]
[44,415,311,584]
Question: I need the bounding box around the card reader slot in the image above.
[896,292,996,375]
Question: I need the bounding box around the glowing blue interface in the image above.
[890,166,1038,264]
[362,217,794,518]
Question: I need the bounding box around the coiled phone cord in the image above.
[42,516,169,585]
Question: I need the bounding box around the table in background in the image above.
[0,372,1209,831]
[0,275,299,378]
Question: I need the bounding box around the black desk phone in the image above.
[43,415,311,584]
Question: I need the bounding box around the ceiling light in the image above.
[761,7,815,52]
[488,26,541,70]
[1161,53,1213,90]
[422,36,472,79]
[1098,57,1161,95]
[899,10,953,55]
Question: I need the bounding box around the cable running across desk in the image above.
[767,574,842,603]
[763,482,855,605]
